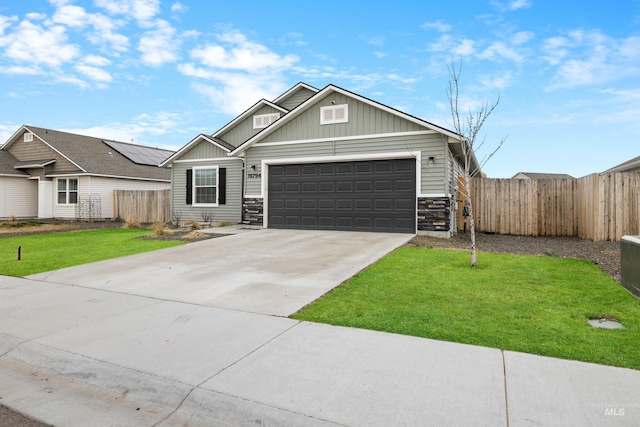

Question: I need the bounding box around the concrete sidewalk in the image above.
[0,229,638,426]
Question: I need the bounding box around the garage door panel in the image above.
[268,159,416,233]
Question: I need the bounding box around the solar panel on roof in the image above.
[103,140,173,166]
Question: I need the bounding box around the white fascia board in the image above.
[272,82,319,104]
[212,99,289,139]
[1,125,29,149]
[231,84,460,156]
[254,130,436,148]
[46,172,170,182]
[160,134,231,167]
[172,157,242,164]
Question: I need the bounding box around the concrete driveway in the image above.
[1,228,639,426]
[28,229,413,316]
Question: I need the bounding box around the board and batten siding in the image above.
[0,177,37,218]
[176,139,229,161]
[259,93,425,144]
[218,105,283,148]
[171,158,244,223]
[245,133,447,196]
[276,87,317,111]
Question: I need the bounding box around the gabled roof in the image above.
[2,126,171,181]
[160,134,235,167]
[272,82,319,106]
[212,99,289,142]
[0,150,28,177]
[605,155,640,173]
[230,84,462,156]
[512,172,575,180]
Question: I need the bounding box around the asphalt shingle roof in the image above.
[26,126,172,181]
[0,150,27,175]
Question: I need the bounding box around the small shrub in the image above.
[186,219,201,230]
[123,219,141,229]
[152,221,166,236]
[200,210,214,226]
[214,221,235,228]
[171,211,182,228]
[8,215,17,222]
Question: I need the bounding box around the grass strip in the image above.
[294,247,640,370]
[0,229,184,277]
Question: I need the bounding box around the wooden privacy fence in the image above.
[469,172,640,241]
[113,189,171,224]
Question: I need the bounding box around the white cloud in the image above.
[0,65,45,76]
[189,30,298,72]
[1,19,79,67]
[428,35,476,57]
[138,19,179,66]
[491,0,532,11]
[95,0,160,26]
[545,30,640,90]
[74,55,112,84]
[374,51,388,58]
[61,111,184,147]
[478,71,514,89]
[179,29,299,115]
[421,20,452,33]
[171,2,188,13]
[51,3,129,52]
[478,41,524,62]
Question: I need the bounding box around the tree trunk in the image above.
[464,172,477,267]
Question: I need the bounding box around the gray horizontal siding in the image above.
[245,133,448,195]
[171,158,243,223]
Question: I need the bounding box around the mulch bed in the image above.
[409,232,621,283]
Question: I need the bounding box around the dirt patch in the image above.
[409,232,621,283]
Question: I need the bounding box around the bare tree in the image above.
[447,60,506,267]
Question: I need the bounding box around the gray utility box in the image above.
[621,236,640,297]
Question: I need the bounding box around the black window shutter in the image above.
[186,169,192,205]
[219,167,226,205]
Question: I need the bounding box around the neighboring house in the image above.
[0,126,173,220]
[161,82,478,236]
[605,155,640,173]
[512,172,575,180]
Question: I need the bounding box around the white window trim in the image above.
[56,177,78,205]
[320,104,349,125]
[192,166,219,207]
[253,113,280,129]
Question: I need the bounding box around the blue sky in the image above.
[1,0,638,178]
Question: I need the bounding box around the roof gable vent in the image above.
[253,113,280,129]
[320,104,348,125]
[24,132,33,142]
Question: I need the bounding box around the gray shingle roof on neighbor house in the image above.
[0,150,27,176]
[605,155,640,173]
[26,126,173,181]
[512,172,575,180]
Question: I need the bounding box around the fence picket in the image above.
[467,172,639,242]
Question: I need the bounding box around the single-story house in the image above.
[605,155,640,173]
[512,172,575,180]
[161,83,478,236]
[0,125,173,220]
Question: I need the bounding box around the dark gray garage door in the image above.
[268,158,416,233]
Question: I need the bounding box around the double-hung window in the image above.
[57,178,78,204]
[193,167,218,206]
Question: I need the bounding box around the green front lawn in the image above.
[294,247,640,370]
[0,229,184,277]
